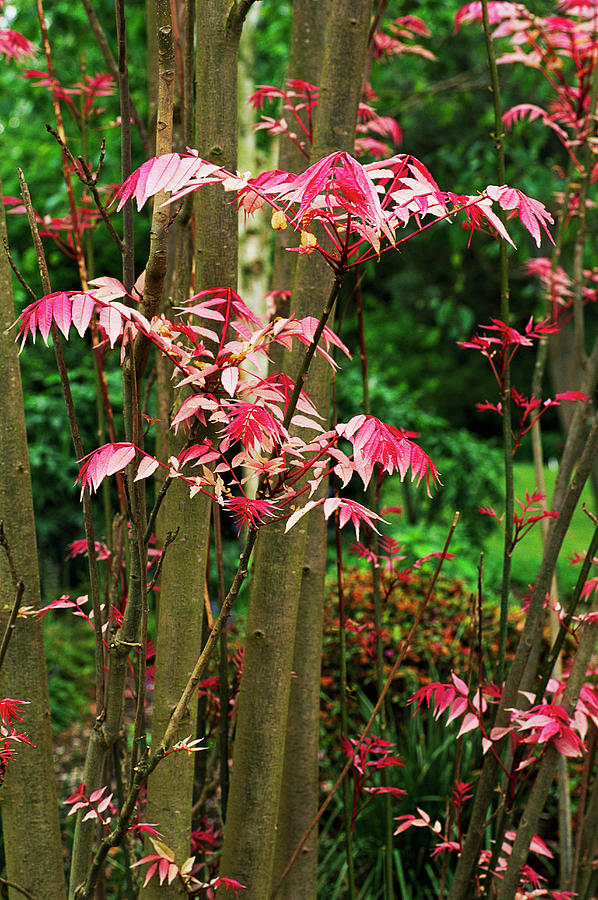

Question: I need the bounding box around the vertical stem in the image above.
[36,0,88,288]
[115,0,135,293]
[356,273,394,899]
[334,476,356,900]
[213,500,230,818]
[480,0,512,687]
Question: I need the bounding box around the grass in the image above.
[483,461,595,597]
[377,458,596,602]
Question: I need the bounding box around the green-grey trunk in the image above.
[219,4,371,897]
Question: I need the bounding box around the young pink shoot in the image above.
[480,489,559,550]
[0,698,29,725]
[342,734,404,833]
[64,784,114,831]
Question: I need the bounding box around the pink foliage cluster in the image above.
[15,275,439,538]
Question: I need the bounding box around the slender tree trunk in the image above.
[144,2,249,890]
[0,175,66,899]
[274,3,371,895]
[270,4,331,895]
[219,4,371,898]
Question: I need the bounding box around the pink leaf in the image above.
[98,305,124,348]
[221,366,240,397]
[451,672,469,696]
[71,292,95,337]
[134,456,160,482]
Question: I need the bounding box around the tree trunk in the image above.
[0,175,66,899]
[143,2,246,891]
[270,3,331,895]
[219,4,371,898]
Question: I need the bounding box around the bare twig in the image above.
[0,876,35,899]
[0,521,19,589]
[36,0,88,288]
[146,527,178,595]
[0,523,25,673]
[115,0,135,292]
[2,239,37,300]
[44,126,123,253]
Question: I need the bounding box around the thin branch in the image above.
[115,0,135,292]
[146,526,178,595]
[2,239,37,300]
[44,126,123,252]
[0,877,35,899]
[0,521,19,589]
[144,474,173,544]
[36,0,88,288]
[79,0,152,157]
[0,581,25,674]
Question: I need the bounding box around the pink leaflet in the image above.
[98,305,124,348]
[77,443,137,497]
[134,456,160,482]
[0,698,28,725]
[337,415,438,493]
[454,2,524,32]
[115,152,221,212]
[485,184,555,247]
[72,292,95,337]
[223,497,281,532]
[221,402,287,453]
[503,103,569,142]
[15,288,136,349]
[0,29,35,62]
[273,150,395,244]
[87,276,128,301]
[66,539,111,560]
[221,366,240,397]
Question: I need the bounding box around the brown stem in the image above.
[0,581,25,675]
[2,239,37,300]
[0,521,19,589]
[45,127,123,252]
[0,877,35,900]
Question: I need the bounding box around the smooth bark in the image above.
[219,3,371,898]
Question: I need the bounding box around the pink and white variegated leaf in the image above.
[114,152,222,212]
[87,276,128,301]
[98,304,124,348]
[221,365,240,397]
[134,456,161,482]
[71,292,95,337]
[77,442,138,498]
[485,184,554,248]
[454,1,525,32]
